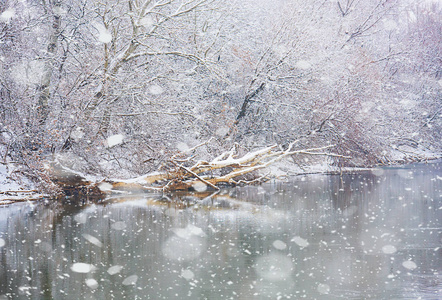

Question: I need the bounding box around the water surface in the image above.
[0,162,441,299]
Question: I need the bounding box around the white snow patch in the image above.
[254,253,293,281]
[111,221,127,231]
[291,236,309,248]
[382,245,397,254]
[148,85,164,95]
[181,269,195,280]
[93,22,112,43]
[173,224,206,239]
[122,275,138,285]
[52,6,66,16]
[192,181,207,192]
[139,16,154,29]
[0,238,5,248]
[107,134,124,147]
[11,60,45,86]
[295,60,311,70]
[215,126,229,136]
[371,168,385,176]
[397,169,413,179]
[71,263,96,274]
[0,9,14,22]
[317,283,330,294]
[162,235,206,261]
[107,265,123,275]
[407,11,417,23]
[342,205,358,217]
[272,240,287,250]
[74,213,88,224]
[383,19,398,30]
[176,142,189,152]
[402,260,417,270]
[98,182,113,192]
[71,127,84,141]
[82,234,103,248]
[85,278,98,289]
[0,164,20,191]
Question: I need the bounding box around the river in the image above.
[0,162,441,299]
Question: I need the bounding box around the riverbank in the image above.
[1,149,440,205]
[0,163,45,205]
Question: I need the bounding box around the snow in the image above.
[107,134,124,147]
[0,238,5,248]
[176,142,189,152]
[122,275,138,285]
[371,168,385,176]
[111,221,127,230]
[52,6,66,16]
[172,224,206,239]
[11,60,45,86]
[98,182,113,192]
[382,245,397,254]
[272,240,287,250]
[383,19,398,31]
[291,236,309,248]
[0,164,21,191]
[254,253,293,281]
[0,9,14,22]
[295,60,312,70]
[71,127,85,141]
[99,31,112,43]
[93,22,112,43]
[107,265,123,275]
[192,181,207,192]
[70,263,96,273]
[0,163,37,204]
[162,235,206,261]
[74,213,88,224]
[148,85,164,95]
[402,260,417,270]
[82,234,103,247]
[317,283,330,295]
[85,278,98,289]
[181,269,195,280]
[138,16,154,29]
[215,126,229,136]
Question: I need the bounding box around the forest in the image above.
[0,0,441,195]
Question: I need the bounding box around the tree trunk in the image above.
[37,0,62,125]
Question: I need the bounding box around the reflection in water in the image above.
[0,162,441,299]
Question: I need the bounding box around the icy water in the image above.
[0,162,441,300]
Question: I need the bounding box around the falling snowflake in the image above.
[85,278,98,289]
[291,236,309,248]
[122,275,138,285]
[402,260,417,270]
[71,263,96,273]
[149,85,164,95]
[0,9,14,22]
[107,134,124,147]
[272,240,287,250]
[107,265,123,275]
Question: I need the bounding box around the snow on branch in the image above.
[48,140,350,196]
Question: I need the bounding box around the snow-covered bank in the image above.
[267,146,441,178]
[0,163,42,205]
[1,145,440,205]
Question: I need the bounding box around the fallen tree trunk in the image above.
[49,140,350,196]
